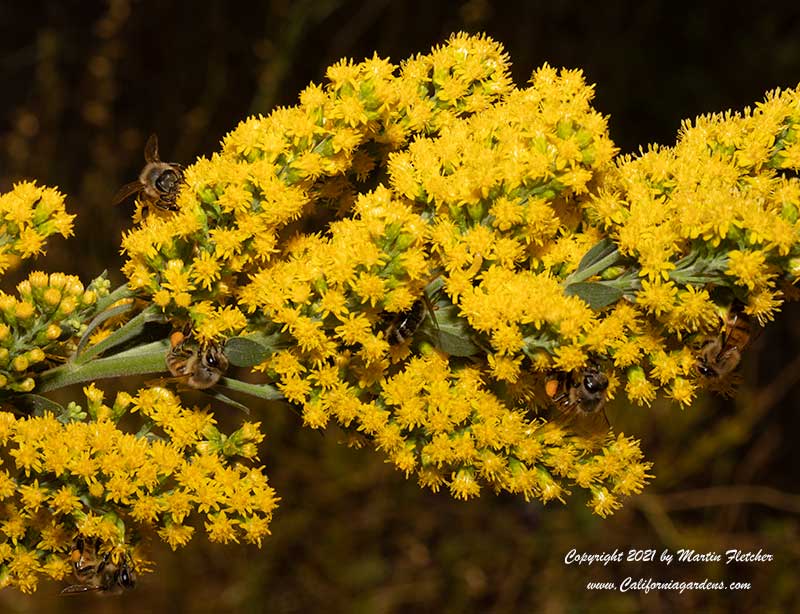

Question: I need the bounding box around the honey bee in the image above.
[381,299,428,345]
[61,538,136,595]
[696,302,756,381]
[166,330,228,389]
[112,134,183,212]
[544,362,611,440]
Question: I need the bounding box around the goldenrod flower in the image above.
[5,33,800,594]
[0,384,276,592]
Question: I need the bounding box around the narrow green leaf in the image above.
[38,341,169,392]
[564,282,624,309]
[76,301,136,355]
[216,377,283,401]
[203,389,251,414]
[93,280,135,313]
[74,306,165,364]
[576,238,616,273]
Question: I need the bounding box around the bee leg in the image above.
[96,552,110,575]
[421,293,439,330]
[552,392,570,406]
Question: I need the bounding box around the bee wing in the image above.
[144,133,160,163]
[147,374,216,393]
[749,324,763,347]
[721,310,742,351]
[552,403,611,441]
[61,584,102,595]
[112,181,144,205]
[722,306,759,352]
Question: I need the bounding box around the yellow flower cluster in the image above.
[382,65,621,382]
[594,95,800,305]
[0,385,276,593]
[239,185,430,356]
[0,271,104,392]
[121,33,512,340]
[389,64,617,229]
[576,85,800,401]
[0,181,74,275]
[234,187,651,512]
[124,34,772,516]
[110,35,800,517]
[378,354,650,515]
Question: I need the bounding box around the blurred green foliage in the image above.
[1,1,800,612]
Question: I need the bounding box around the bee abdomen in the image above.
[383,300,426,345]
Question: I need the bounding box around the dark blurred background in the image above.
[2,1,800,612]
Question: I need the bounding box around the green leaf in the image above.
[224,333,280,367]
[576,238,617,273]
[522,333,557,357]
[217,377,283,401]
[74,306,166,364]
[203,389,251,414]
[37,341,169,393]
[564,239,623,286]
[424,275,445,297]
[16,394,65,416]
[93,280,135,314]
[427,302,480,357]
[76,301,136,355]
[564,282,624,310]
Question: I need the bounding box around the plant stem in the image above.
[217,377,283,401]
[37,341,169,393]
[36,339,284,403]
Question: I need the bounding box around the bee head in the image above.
[582,370,608,394]
[696,362,718,378]
[116,561,136,590]
[155,168,182,193]
[201,344,228,372]
[566,365,609,412]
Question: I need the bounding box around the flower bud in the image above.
[65,278,84,296]
[12,355,29,371]
[81,290,97,306]
[16,280,32,298]
[27,348,45,364]
[42,287,61,307]
[57,296,77,316]
[28,271,49,288]
[49,273,67,289]
[15,301,35,321]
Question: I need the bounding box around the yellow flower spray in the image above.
[2,32,800,593]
